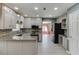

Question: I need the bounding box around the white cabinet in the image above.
[0,40,37,55]
[2,6,14,29]
[69,13,77,54]
[24,18,31,28]
[62,37,67,50]
[31,18,42,28]
[0,6,24,29]
[11,13,17,28]
[68,10,79,54]
[3,8,12,29]
[2,6,12,29]
[24,18,42,28]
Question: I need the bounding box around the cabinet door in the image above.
[7,41,22,55]
[22,41,37,55]
[4,9,12,29]
[69,14,74,54]
[69,13,79,54]
[24,18,31,28]
[63,37,67,50]
[11,13,17,29]
[77,14,79,54]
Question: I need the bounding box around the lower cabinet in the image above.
[59,35,68,51]
[0,40,37,55]
[69,37,79,55]
[62,37,67,50]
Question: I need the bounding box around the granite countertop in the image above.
[0,31,11,37]
[0,31,37,41]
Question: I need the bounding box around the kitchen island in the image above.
[0,32,38,55]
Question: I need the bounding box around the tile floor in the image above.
[38,34,67,55]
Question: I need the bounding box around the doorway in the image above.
[41,20,53,44]
[42,21,52,35]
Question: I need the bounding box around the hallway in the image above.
[38,34,67,55]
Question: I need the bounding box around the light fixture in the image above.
[3,6,9,12]
[36,14,39,17]
[3,6,7,10]
[34,7,38,10]
[17,14,20,17]
[54,7,58,10]
[14,7,18,10]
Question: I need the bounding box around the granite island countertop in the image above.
[0,31,37,41]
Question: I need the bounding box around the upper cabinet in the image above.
[24,18,42,28]
[2,6,12,29]
[61,19,67,29]
[24,18,31,28]
[0,5,24,29]
[31,18,42,28]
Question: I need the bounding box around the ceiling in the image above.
[5,3,75,18]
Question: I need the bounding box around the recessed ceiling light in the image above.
[3,6,7,10]
[36,14,39,17]
[17,14,20,17]
[34,7,38,10]
[14,7,18,10]
[3,6,9,12]
[54,7,58,10]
